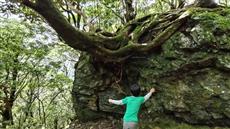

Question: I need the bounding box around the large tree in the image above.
[8,0,218,62]
[3,0,230,126]
[18,0,193,61]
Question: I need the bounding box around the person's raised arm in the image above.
[144,88,155,102]
[108,99,123,105]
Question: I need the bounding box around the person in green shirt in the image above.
[108,84,156,129]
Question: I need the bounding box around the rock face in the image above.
[72,8,230,126]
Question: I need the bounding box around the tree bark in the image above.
[123,0,136,22]
[193,0,218,8]
[2,57,18,128]
[2,106,13,128]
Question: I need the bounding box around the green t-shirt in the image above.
[122,96,145,122]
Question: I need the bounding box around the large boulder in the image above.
[72,8,230,126]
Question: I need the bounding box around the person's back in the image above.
[109,84,155,129]
[122,96,144,122]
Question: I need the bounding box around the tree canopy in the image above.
[2,0,228,62]
[0,18,78,128]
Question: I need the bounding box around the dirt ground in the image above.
[69,118,228,129]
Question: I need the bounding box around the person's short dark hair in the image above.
[130,84,140,97]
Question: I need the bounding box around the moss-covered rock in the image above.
[72,7,230,126]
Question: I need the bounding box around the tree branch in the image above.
[22,0,112,55]
[193,0,218,8]
[97,10,190,59]
[21,0,190,62]
[122,0,136,22]
[21,0,37,9]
